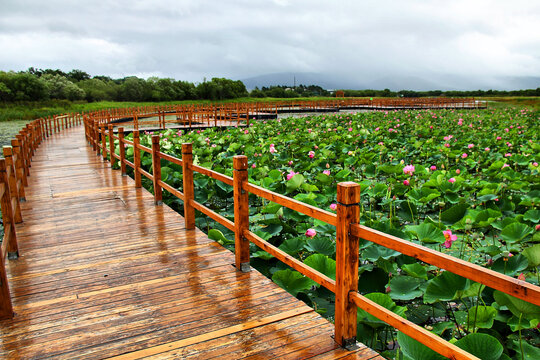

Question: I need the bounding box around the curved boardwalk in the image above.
[0,125,381,359]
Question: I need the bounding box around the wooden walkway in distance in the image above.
[0,125,382,359]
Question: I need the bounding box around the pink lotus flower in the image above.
[329,203,337,211]
[505,153,511,157]
[323,170,330,176]
[403,165,415,175]
[305,228,317,238]
[443,230,457,248]
[462,153,468,159]
[403,179,410,186]
[456,169,461,174]
[251,163,256,168]
[308,151,315,158]
[286,171,298,180]
[326,163,330,168]
[348,128,353,132]
[444,143,450,148]
[534,162,539,167]
[348,151,354,156]
[269,144,276,153]
[517,273,526,281]
[485,147,490,151]
[468,144,474,148]
[244,129,249,134]
[502,163,510,169]
[378,142,384,146]
[448,177,456,183]
[288,160,293,165]
[496,136,502,140]
[430,165,437,171]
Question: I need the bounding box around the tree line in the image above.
[343,88,540,98]
[0,68,248,102]
[1,68,538,103]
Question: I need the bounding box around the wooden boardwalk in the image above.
[0,126,382,359]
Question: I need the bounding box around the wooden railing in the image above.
[83,98,487,131]
[0,113,82,319]
[84,119,538,360]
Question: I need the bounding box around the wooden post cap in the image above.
[151,135,160,145]
[133,130,139,138]
[182,143,192,153]
[233,155,248,170]
[337,182,360,205]
[2,146,12,156]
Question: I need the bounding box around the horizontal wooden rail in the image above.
[136,143,152,154]
[350,224,540,306]
[243,230,336,293]
[158,151,183,167]
[191,164,233,186]
[125,160,135,169]
[244,182,337,226]
[138,168,153,181]
[158,180,184,201]
[190,199,235,232]
[349,292,478,360]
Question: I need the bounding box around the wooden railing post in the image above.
[92,121,98,152]
[3,147,23,224]
[151,135,163,205]
[118,128,127,176]
[10,139,26,200]
[133,130,142,188]
[100,125,107,160]
[0,163,16,320]
[335,181,361,349]
[233,155,250,272]
[0,159,19,259]
[15,134,29,184]
[181,143,195,229]
[108,124,116,168]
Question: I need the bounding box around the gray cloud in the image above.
[1,0,539,89]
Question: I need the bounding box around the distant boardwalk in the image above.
[0,125,382,359]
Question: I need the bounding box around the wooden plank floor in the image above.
[0,126,383,359]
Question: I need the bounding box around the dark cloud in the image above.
[1,0,538,89]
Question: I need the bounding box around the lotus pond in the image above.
[124,107,540,359]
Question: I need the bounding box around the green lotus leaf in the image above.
[397,332,445,360]
[304,237,335,256]
[387,276,423,301]
[303,253,336,280]
[455,333,503,360]
[271,269,315,297]
[466,305,497,330]
[424,271,470,303]
[500,222,533,243]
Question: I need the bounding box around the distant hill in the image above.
[240,72,540,91]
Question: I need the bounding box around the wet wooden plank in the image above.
[0,125,380,359]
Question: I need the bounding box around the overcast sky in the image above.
[1,0,539,90]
